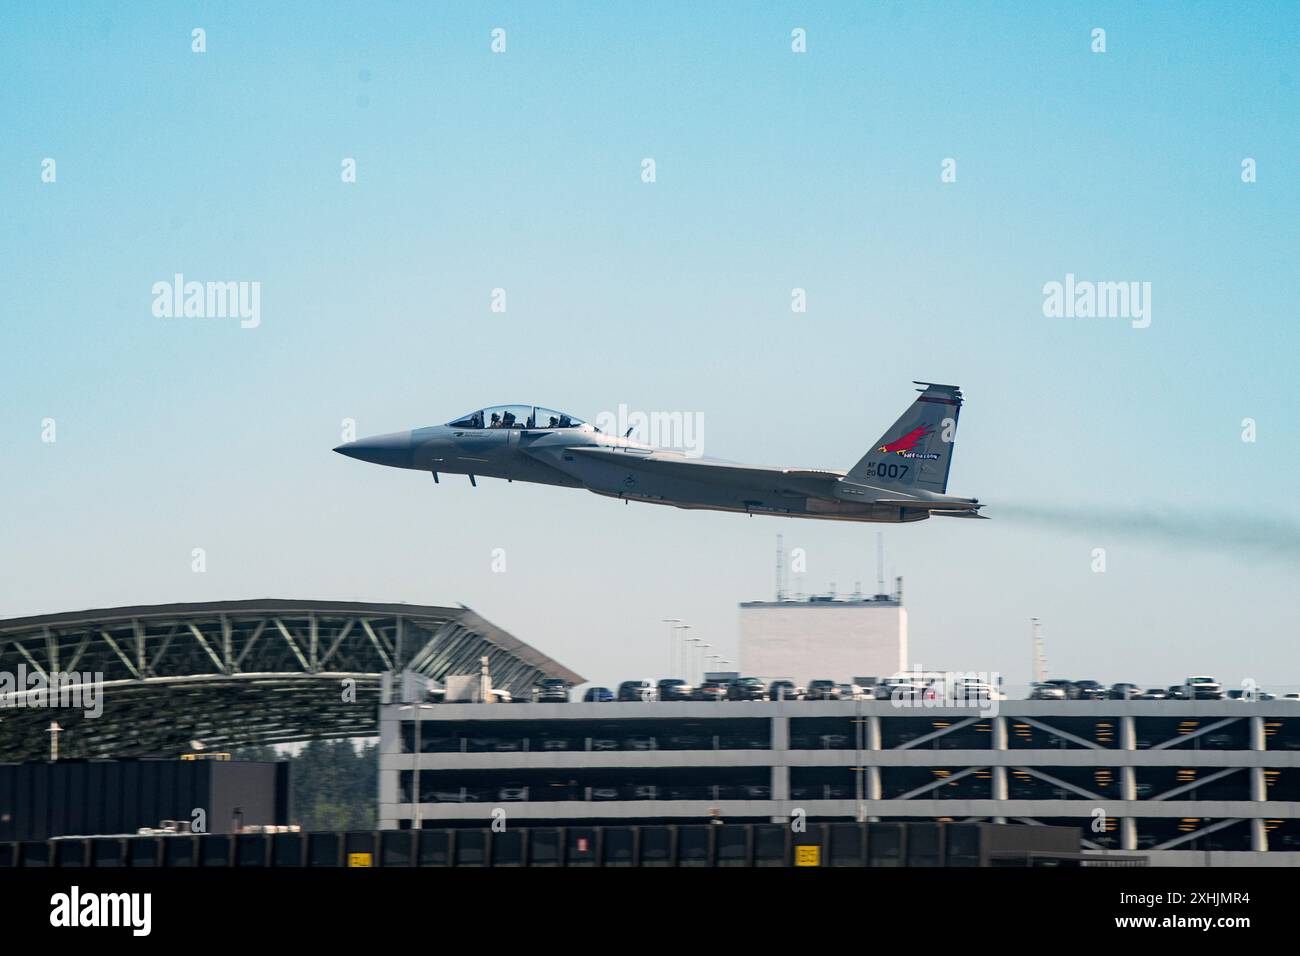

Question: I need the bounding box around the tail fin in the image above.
[847,382,963,493]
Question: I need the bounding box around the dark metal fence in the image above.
[0,821,1138,868]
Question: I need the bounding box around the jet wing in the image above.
[562,446,845,498]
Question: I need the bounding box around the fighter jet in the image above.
[334,382,984,523]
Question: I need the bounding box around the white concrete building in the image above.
[738,593,906,686]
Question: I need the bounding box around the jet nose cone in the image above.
[333,430,415,469]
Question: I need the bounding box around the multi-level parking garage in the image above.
[379,695,1300,865]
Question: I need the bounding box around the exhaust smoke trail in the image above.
[992,505,1300,563]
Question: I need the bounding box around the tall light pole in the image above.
[697,643,712,684]
[1031,618,1047,686]
[662,618,681,675]
[673,623,692,678]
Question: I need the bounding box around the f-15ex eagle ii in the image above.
[334,382,984,523]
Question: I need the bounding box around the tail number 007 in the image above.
[865,462,909,480]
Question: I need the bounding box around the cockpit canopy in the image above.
[447,405,587,430]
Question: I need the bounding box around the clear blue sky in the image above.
[2,2,1297,691]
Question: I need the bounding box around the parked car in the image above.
[1184,676,1223,700]
[497,783,529,801]
[590,787,620,801]
[489,689,512,703]
[466,736,502,752]
[727,677,767,701]
[583,686,614,703]
[590,738,618,751]
[875,676,913,700]
[1137,688,1169,700]
[623,735,655,751]
[694,680,729,702]
[952,678,996,701]
[806,679,841,701]
[667,786,706,800]
[838,683,869,700]
[1071,679,1108,701]
[617,680,655,702]
[1227,689,1276,702]
[431,790,479,803]
[1029,682,1066,700]
[656,678,694,701]
[534,678,570,703]
[539,738,571,751]
[768,679,799,701]
[1166,685,1187,700]
[1041,679,1076,699]
[878,680,926,701]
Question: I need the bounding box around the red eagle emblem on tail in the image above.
[878,425,933,455]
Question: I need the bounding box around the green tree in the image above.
[235,738,377,830]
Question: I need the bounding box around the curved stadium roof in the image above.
[0,599,583,761]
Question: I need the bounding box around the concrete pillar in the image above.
[772,714,789,749]
[1250,715,1266,751]
[771,715,789,804]
[378,766,399,804]
[770,715,789,821]
[1120,714,1137,850]
[1250,716,1268,851]
[866,715,883,815]
[1120,714,1136,750]
[378,704,401,752]
[1120,817,1137,851]
[991,715,1007,823]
